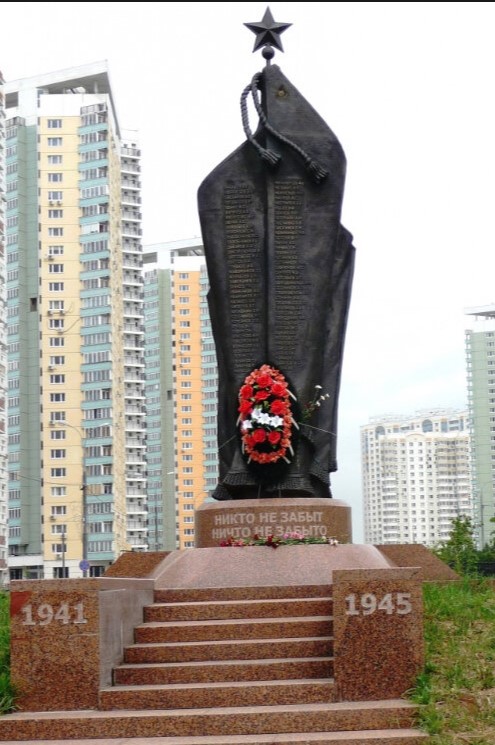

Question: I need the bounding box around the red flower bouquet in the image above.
[237,364,298,471]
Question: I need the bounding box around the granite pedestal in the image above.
[195,497,352,547]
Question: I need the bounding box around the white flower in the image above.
[242,420,253,431]
[315,384,322,390]
[257,412,271,425]
[270,415,284,427]
[251,407,264,421]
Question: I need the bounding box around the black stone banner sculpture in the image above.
[197,8,355,501]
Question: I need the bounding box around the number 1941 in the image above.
[345,592,412,616]
[21,602,88,626]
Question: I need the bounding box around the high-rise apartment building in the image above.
[4,62,144,580]
[361,410,472,546]
[143,240,217,550]
[0,71,8,585]
[465,305,495,547]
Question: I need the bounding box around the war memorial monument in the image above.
[1,10,458,743]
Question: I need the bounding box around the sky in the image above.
[3,2,495,542]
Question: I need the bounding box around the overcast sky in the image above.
[3,2,495,541]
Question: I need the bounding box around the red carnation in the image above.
[270,399,287,415]
[256,373,272,388]
[271,381,286,396]
[238,400,253,415]
[268,431,281,445]
[240,384,254,399]
[252,428,267,443]
[255,389,270,401]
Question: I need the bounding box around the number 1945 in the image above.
[345,592,412,616]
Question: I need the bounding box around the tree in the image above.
[433,516,479,576]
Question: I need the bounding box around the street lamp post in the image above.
[81,469,88,577]
[61,528,66,576]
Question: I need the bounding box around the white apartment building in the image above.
[362,410,473,546]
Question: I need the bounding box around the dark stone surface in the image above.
[198,63,355,500]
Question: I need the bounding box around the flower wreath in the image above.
[237,364,299,478]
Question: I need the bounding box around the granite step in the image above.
[0,733,430,745]
[144,597,332,622]
[0,729,429,745]
[153,584,332,603]
[124,636,333,664]
[100,678,336,710]
[134,616,333,644]
[0,700,423,740]
[114,656,334,685]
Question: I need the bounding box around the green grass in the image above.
[410,578,495,744]
[0,593,15,714]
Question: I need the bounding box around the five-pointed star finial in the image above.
[244,7,292,54]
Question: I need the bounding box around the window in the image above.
[48,209,63,218]
[50,392,66,402]
[49,355,65,365]
[50,468,66,478]
[48,245,64,256]
[179,285,189,291]
[50,411,66,422]
[48,318,64,329]
[50,449,66,459]
[48,155,63,164]
[50,430,66,440]
[49,282,64,291]
[48,227,64,237]
[178,309,189,316]
[48,173,63,182]
[47,137,63,146]
[48,263,64,273]
[47,119,63,129]
[49,337,64,347]
[51,505,67,517]
[179,297,189,304]
[48,191,63,201]
[49,374,65,384]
